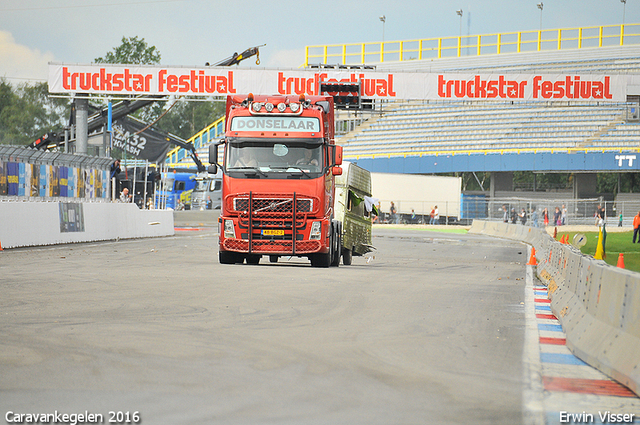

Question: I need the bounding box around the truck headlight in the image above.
[310,221,322,240]
[224,220,236,239]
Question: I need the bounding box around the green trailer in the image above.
[334,162,376,265]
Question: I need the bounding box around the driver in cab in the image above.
[296,150,318,168]
[233,150,258,168]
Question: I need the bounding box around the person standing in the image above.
[520,208,527,225]
[502,205,509,223]
[433,205,439,225]
[633,211,640,243]
[389,201,397,224]
[543,207,549,227]
[561,204,567,225]
[553,207,561,226]
[531,207,539,228]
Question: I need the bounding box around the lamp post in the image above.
[456,9,463,57]
[621,0,627,25]
[379,15,386,62]
[537,2,543,31]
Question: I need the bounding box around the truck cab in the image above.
[154,172,196,210]
[191,171,222,210]
[209,94,343,267]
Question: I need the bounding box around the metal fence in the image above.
[0,145,113,202]
[374,195,640,227]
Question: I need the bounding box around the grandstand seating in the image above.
[338,100,639,159]
[167,32,640,169]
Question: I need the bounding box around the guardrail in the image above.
[469,220,640,396]
[305,23,640,66]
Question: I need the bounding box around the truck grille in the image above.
[223,239,321,254]
[231,195,315,214]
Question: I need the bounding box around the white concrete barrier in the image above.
[469,220,640,396]
[0,201,174,249]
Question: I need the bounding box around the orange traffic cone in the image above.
[617,253,625,269]
[0,239,3,251]
[527,247,538,266]
[562,234,568,244]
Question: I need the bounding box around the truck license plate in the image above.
[262,229,284,236]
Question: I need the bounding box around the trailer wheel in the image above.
[269,255,278,263]
[342,248,353,265]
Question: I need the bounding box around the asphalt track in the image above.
[0,221,531,425]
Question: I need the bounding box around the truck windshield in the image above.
[160,178,175,192]
[226,138,324,178]
[194,180,209,191]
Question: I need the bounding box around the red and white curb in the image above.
[524,247,640,424]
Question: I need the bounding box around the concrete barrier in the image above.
[469,220,640,396]
[0,201,174,249]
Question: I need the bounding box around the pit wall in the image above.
[0,201,174,249]
[469,220,640,397]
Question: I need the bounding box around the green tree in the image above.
[94,37,224,143]
[0,79,68,145]
[94,36,161,65]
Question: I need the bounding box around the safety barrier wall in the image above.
[0,201,174,249]
[469,220,640,396]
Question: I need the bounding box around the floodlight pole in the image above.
[380,15,386,62]
[537,2,543,31]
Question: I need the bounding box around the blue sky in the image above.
[0,0,637,83]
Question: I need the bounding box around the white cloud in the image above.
[0,30,55,83]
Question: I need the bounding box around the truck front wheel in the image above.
[310,253,330,268]
[219,251,239,264]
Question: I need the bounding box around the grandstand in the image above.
[167,23,640,219]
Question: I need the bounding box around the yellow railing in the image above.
[165,115,225,166]
[305,23,640,66]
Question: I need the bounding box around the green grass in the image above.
[555,230,640,272]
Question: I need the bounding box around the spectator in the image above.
[110,159,121,180]
[510,208,517,224]
[433,205,439,225]
[619,212,623,228]
[119,187,131,203]
[520,208,527,225]
[595,205,605,226]
[543,207,549,227]
[561,204,567,225]
[634,211,640,243]
[553,207,561,226]
[531,207,539,228]
[389,201,397,224]
[502,205,509,223]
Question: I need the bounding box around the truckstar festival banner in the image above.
[49,63,631,102]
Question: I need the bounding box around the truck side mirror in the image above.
[207,164,218,174]
[332,166,343,176]
[209,143,219,167]
[331,145,343,166]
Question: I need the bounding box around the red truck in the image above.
[208,93,344,267]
